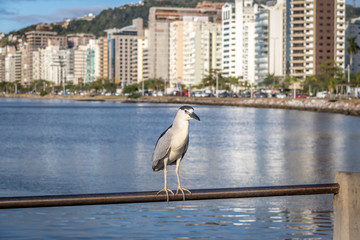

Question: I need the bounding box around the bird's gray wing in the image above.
[152,125,172,171]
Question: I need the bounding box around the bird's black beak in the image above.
[190,112,200,121]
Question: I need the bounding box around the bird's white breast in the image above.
[168,120,189,162]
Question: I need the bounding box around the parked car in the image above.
[316,91,329,98]
[296,93,308,98]
[241,92,251,98]
[193,90,202,97]
[253,92,267,98]
[143,90,151,96]
[152,91,162,96]
[193,89,212,97]
[201,89,212,97]
[276,93,287,99]
[218,92,229,98]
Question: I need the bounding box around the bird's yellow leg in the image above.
[175,159,191,200]
[157,165,174,202]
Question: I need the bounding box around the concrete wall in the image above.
[334,172,360,240]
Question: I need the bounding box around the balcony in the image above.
[336,10,345,17]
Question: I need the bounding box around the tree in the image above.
[122,84,138,94]
[346,36,360,72]
[304,75,319,94]
[99,78,117,92]
[356,72,360,87]
[261,74,281,89]
[284,75,298,88]
[318,60,344,92]
[147,78,164,91]
[228,76,241,92]
[201,69,228,92]
[31,79,52,92]
[90,78,104,93]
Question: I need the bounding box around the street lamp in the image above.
[59,56,66,95]
[216,72,219,98]
[142,79,144,96]
[347,64,350,95]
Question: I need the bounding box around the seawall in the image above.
[125,97,360,116]
[1,94,360,116]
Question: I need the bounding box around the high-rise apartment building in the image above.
[169,16,221,86]
[98,36,109,79]
[106,18,144,87]
[67,33,96,48]
[0,46,17,82]
[0,49,5,82]
[289,0,345,79]
[24,29,67,85]
[346,17,360,74]
[169,20,185,85]
[222,0,258,84]
[85,39,100,83]
[148,4,223,81]
[134,29,149,84]
[221,3,238,78]
[238,0,258,84]
[32,45,68,85]
[255,1,285,83]
[73,45,87,85]
[5,52,22,82]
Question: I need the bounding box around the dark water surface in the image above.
[0,98,359,239]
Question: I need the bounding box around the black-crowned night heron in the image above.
[152,105,200,201]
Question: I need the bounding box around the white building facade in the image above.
[4,52,22,82]
[85,39,100,84]
[255,1,285,83]
[222,0,258,85]
[169,16,221,87]
[32,45,68,85]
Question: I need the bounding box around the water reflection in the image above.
[0,200,332,239]
[0,99,360,239]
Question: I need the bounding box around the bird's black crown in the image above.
[179,106,194,111]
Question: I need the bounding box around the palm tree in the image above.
[201,69,226,92]
[346,37,360,72]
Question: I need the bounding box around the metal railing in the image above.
[0,183,339,209]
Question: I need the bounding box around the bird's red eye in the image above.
[184,110,188,113]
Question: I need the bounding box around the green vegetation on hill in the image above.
[61,0,233,37]
[1,0,230,44]
[346,4,360,20]
[1,0,359,47]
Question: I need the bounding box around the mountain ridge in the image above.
[1,0,359,47]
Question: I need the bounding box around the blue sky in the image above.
[0,0,359,34]
[0,0,134,34]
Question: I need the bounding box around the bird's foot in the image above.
[176,187,191,200]
[157,188,175,202]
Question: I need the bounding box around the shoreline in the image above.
[1,94,360,116]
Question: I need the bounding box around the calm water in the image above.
[0,98,360,239]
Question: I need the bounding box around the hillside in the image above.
[1,0,358,47]
[52,0,238,36]
[1,0,231,46]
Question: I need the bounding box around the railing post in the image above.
[334,172,360,240]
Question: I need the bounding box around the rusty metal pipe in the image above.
[0,183,339,209]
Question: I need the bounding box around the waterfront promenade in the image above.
[1,94,360,116]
